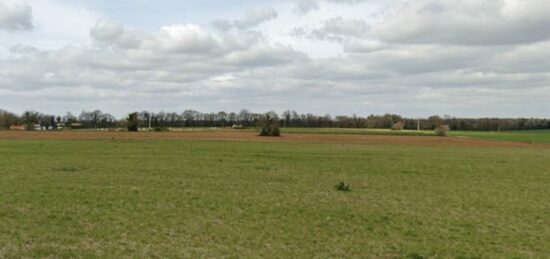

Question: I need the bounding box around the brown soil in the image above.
[0,130,545,149]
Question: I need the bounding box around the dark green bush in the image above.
[259,114,281,137]
[153,127,169,132]
[259,125,281,137]
[406,253,425,259]
[127,112,138,132]
[259,127,270,136]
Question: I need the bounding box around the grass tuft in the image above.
[57,166,80,172]
[406,253,425,259]
[335,182,351,192]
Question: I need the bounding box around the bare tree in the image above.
[79,110,104,128]
[63,112,77,125]
[0,109,20,129]
[22,111,41,130]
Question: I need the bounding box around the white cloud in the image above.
[0,0,33,31]
[294,17,369,42]
[150,24,218,53]
[213,7,278,30]
[1,0,550,117]
[90,20,124,43]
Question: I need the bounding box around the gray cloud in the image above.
[326,0,373,3]
[0,0,34,31]
[9,43,38,54]
[294,0,319,14]
[290,0,377,14]
[343,39,385,53]
[374,0,550,45]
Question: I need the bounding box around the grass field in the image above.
[1,134,549,257]
[280,128,434,136]
[69,127,550,144]
[278,128,550,144]
[450,130,550,144]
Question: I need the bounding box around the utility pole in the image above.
[417,119,421,132]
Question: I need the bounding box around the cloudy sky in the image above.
[1,0,549,117]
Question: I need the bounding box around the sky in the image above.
[1,0,549,118]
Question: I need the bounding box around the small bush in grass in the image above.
[262,125,281,137]
[270,125,281,136]
[59,166,80,172]
[153,127,169,132]
[406,253,425,259]
[435,125,450,137]
[259,113,281,137]
[127,112,138,132]
[335,182,351,192]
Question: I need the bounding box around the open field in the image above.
[1,131,549,257]
[0,130,543,148]
[450,130,550,144]
[281,128,550,145]
[279,128,435,136]
[7,127,550,144]
[114,127,550,145]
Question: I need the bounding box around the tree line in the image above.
[1,108,549,131]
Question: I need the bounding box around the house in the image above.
[9,125,25,131]
[70,123,83,129]
[392,121,405,131]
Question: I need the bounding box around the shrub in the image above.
[406,253,425,259]
[335,182,351,192]
[153,127,169,132]
[259,125,280,137]
[435,125,450,137]
[259,127,270,136]
[127,112,138,132]
[259,114,281,137]
[270,125,281,136]
[59,166,80,172]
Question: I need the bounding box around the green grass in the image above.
[1,139,549,257]
[451,130,550,144]
[70,126,550,144]
[280,127,550,144]
[281,127,434,136]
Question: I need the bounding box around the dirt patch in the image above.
[0,130,545,148]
